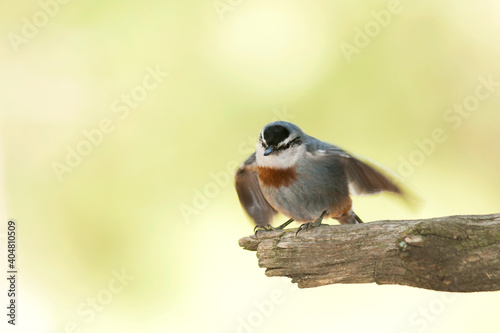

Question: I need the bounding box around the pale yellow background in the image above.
[1,1,499,333]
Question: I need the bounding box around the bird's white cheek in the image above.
[255,144,265,164]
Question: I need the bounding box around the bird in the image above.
[234,121,405,234]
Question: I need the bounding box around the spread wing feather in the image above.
[305,138,402,196]
[342,154,401,195]
[234,153,277,226]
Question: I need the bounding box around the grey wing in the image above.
[234,153,277,226]
[305,137,402,195]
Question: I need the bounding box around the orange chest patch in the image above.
[257,166,298,188]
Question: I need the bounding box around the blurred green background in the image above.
[1,0,499,332]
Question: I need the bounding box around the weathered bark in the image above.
[239,214,500,292]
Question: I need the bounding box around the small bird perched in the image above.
[235,121,404,233]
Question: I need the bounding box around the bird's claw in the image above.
[295,222,318,235]
[253,218,294,237]
[254,224,275,237]
[295,213,326,236]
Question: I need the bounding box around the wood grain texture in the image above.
[239,214,500,292]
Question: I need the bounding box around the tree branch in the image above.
[239,214,500,292]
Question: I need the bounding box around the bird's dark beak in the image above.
[264,146,275,156]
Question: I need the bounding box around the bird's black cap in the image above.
[263,125,290,147]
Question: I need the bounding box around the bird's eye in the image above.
[285,138,302,149]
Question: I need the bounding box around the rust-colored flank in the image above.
[328,196,353,220]
[257,166,298,188]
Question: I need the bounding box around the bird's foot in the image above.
[295,220,323,235]
[253,218,294,237]
[253,224,276,237]
[296,211,327,235]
